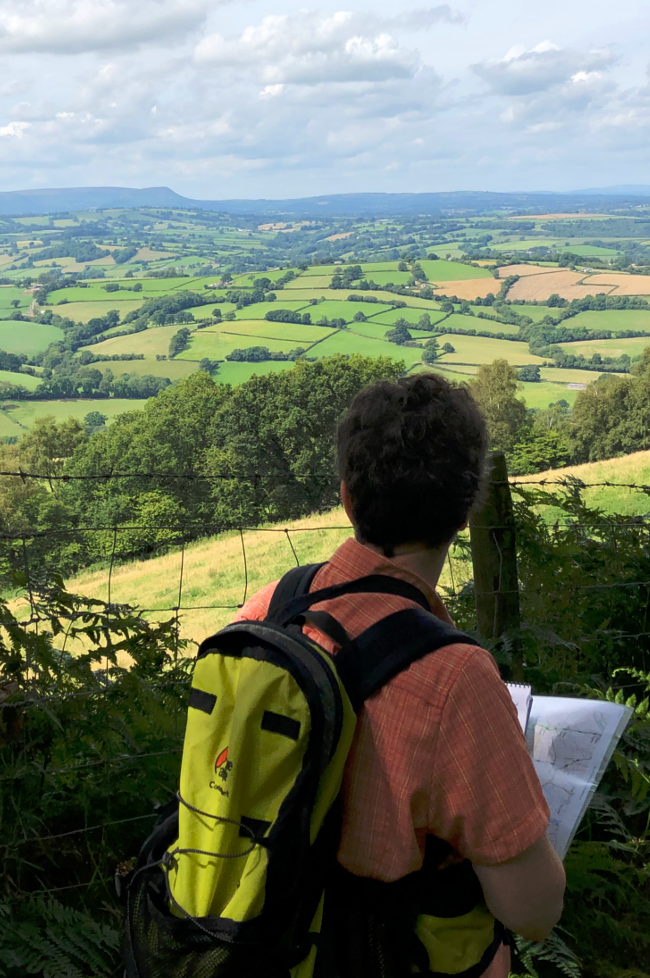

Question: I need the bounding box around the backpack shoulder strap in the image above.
[266,563,325,619]
[266,574,430,627]
[336,607,481,711]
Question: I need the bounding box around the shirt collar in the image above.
[326,537,453,625]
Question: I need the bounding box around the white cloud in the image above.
[383,6,464,30]
[473,42,614,95]
[0,121,30,137]
[0,0,214,55]
[196,11,420,87]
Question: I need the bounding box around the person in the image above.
[232,372,565,977]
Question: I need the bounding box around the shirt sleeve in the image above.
[428,647,550,866]
[230,581,278,623]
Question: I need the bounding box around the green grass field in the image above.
[53,300,144,323]
[0,286,32,312]
[312,331,423,366]
[363,271,413,286]
[179,332,302,361]
[283,275,333,289]
[419,260,492,281]
[558,336,650,359]
[565,245,619,257]
[0,397,142,431]
[567,310,650,333]
[0,369,41,391]
[200,321,337,344]
[0,320,64,354]
[213,360,295,386]
[511,305,554,321]
[538,367,609,384]
[85,324,185,357]
[519,381,580,410]
[368,306,447,327]
[233,300,308,320]
[443,313,521,336]
[514,450,650,516]
[436,334,545,367]
[491,240,560,252]
[309,299,388,322]
[91,358,198,379]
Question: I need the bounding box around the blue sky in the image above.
[0,0,648,198]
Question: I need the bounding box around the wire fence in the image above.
[2,465,650,904]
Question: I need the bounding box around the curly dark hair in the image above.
[336,373,488,555]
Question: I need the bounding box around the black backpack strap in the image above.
[336,607,481,711]
[266,574,430,627]
[267,563,325,619]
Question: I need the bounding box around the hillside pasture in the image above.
[233,300,308,320]
[513,449,650,516]
[519,381,580,410]
[538,366,616,384]
[310,330,423,366]
[84,324,186,357]
[200,320,337,344]
[91,358,198,379]
[443,313,521,336]
[0,320,64,354]
[213,360,295,386]
[178,332,305,362]
[557,336,650,359]
[367,306,447,327]
[54,300,144,323]
[436,334,546,367]
[0,369,41,391]
[419,260,492,281]
[283,276,333,289]
[0,286,32,311]
[363,271,413,286]
[567,310,650,333]
[0,397,143,431]
[311,299,390,322]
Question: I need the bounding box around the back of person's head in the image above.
[336,373,488,555]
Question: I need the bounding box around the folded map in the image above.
[506,684,632,859]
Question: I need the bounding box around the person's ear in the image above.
[340,481,355,525]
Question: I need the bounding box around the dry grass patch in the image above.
[583,273,650,296]
[508,272,615,303]
[433,279,499,300]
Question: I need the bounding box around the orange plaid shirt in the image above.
[232,537,549,880]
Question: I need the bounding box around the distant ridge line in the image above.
[0,185,649,217]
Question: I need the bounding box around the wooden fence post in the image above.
[469,451,523,681]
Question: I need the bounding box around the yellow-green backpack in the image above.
[121,563,487,978]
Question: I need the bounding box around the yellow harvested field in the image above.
[433,279,499,300]
[326,232,353,241]
[496,264,558,278]
[582,273,650,296]
[508,272,615,303]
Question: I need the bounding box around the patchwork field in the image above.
[557,336,650,359]
[91,359,198,379]
[568,310,650,333]
[420,260,492,281]
[508,272,614,302]
[0,369,41,391]
[367,305,447,327]
[0,397,143,432]
[436,334,546,367]
[432,279,499,300]
[582,273,650,296]
[0,319,64,354]
[52,299,144,323]
[85,324,185,357]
